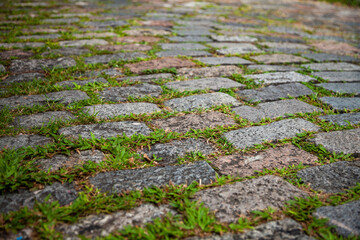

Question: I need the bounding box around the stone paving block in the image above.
[316,83,360,96]
[302,53,360,63]
[2,72,45,85]
[310,40,360,56]
[56,77,108,88]
[0,90,90,110]
[156,50,211,57]
[210,34,257,42]
[168,36,212,42]
[124,57,196,74]
[84,52,148,64]
[260,42,310,51]
[211,43,262,55]
[195,57,253,65]
[151,111,236,133]
[312,72,360,82]
[117,73,173,83]
[246,72,315,85]
[9,57,76,73]
[140,138,217,165]
[90,161,216,194]
[75,68,123,78]
[302,62,360,71]
[223,118,320,149]
[0,49,34,60]
[43,18,79,24]
[12,111,75,129]
[0,42,45,49]
[123,28,171,36]
[160,43,208,50]
[319,112,360,126]
[0,64,5,72]
[83,20,126,28]
[96,44,152,52]
[320,97,360,111]
[17,34,61,40]
[251,54,308,64]
[0,134,52,150]
[165,77,244,92]
[98,83,163,102]
[58,204,177,239]
[59,39,109,47]
[212,144,318,177]
[115,36,161,43]
[177,66,242,78]
[83,102,161,119]
[233,99,322,122]
[309,128,360,155]
[0,182,78,214]
[41,47,91,57]
[175,29,211,36]
[247,65,301,72]
[193,175,308,222]
[59,121,152,139]
[164,92,241,112]
[297,160,360,193]
[314,200,360,237]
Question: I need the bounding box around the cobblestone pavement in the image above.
[0,0,359,239]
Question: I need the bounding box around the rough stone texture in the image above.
[117,73,173,83]
[12,111,75,129]
[0,42,45,49]
[212,144,318,177]
[43,18,79,24]
[41,47,91,57]
[212,43,262,55]
[175,29,211,36]
[0,90,90,110]
[82,20,126,28]
[9,57,76,73]
[312,71,360,82]
[302,53,360,63]
[195,57,253,65]
[168,36,212,42]
[123,28,171,36]
[320,97,360,111]
[96,44,152,52]
[194,175,308,222]
[314,200,360,237]
[156,50,212,57]
[2,72,45,85]
[0,134,52,150]
[309,128,360,156]
[164,92,241,112]
[316,83,360,96]
[17,34,61,40]
[35,150,106,171]
[140,138,217,165]
[98,83,163,102]
[75,68,123,78]
[0,49,34,60]
[210,34,257,42]
[59,121,152,139]
[302,63,360,71]
[115,36,161,43]
[0,182,78,214]
[160,43,208,50]
[151,111,236,133]
[124,57,196,74]
[84,52,148,64]
[246,72,315,85]
[297,161,360,193]
[223,118,320,149]
[90,161,217,194]
[233,99,322,122]
[165,77,244,92]
[83,102,161,119]
[251,54,308,64]
[260,42,310,51]
[319,112,360,126]
[58,204,177,239]
[247,65,301,72]
[56,78,109,88]
[58,39,108,47]
[0,64,5,72]
[310,40,360,56]
[177,66,242,78]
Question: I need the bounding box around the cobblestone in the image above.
[165,77,244,92]
[246,72,315,85]
[312,72,360,82]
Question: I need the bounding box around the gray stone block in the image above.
[0,42,45,49]
[168,36,212,42]
[17,34,61,40]
[156,50,211,57]
[75,68,123,78]
[12,111,75,129]
[246,72,315,85]
[59,39,109,47]
[302,63,360,71]
[41,47,91,57]
[43,18,79,24]
[320,97,360,111]
[319,112,360,126]
[9,57,76,73]
[210,35,257,42]
[212,43,262,55]
[160,43,208,50]
[195,57,253,65]
[165,77,244,92]
[177,66,242,78]
[84,52,148,64]
[312,71,360,82]
[2,72,45,85]
[0,134,52,150]
[223,118,320,149]
[117,73,173,83]
[90,161,216,193]
[251,54,308,64]
[247,65,301,72]
[316,82,360,96]
[56,78,109,88]
[82,20,126,27]
[302,53,360,63]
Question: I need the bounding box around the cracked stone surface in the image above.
[165,77,244,92]
[11,111,75,129]
[177,66,242,78]
[316,83,360,96]
[319,112,360,126]
[319,97,360,111]
[246,72,315,85]
[0,134,52,150]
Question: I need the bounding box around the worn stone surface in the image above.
[312,72,360,82]
[35,150,106,171]
[309,128,360,155]
[246,72,315,85]
[233,99,322,122]
[251,54,308,64]
[314,200,360,237]
[320,97,360,111]
[212,144,318,177]
[90,161,217,193]
[0,49,34,60]
[59,121,152,139]
[56,77,109,88]
[297,161,360,193]
[115,36,161,43]
[43,18,79,24]
[58,204,177,239]
[194,175,307,222]
[223,118,320,149]
[0,182,78,214]
[195,57,253,65]
[302,63,360,71]
[124,57,196,74]
[211,43,262,55]
[117,73,173,83]
[210,34,257,42]
[177,66,242,78]
[0,90,90,110]
[83,102,161,119]
[319,112,360,126]
[0,134,52,150]
[140,138,217,165]
[260,42,310,51]
[0,42,45,49]
[247,65,301,72]
[17,34,61,40]
[156,50,211,57]
[12,111,75,129]
[168,36,212,42]
[151,111,236,133]
[96,44,152,52]
[75,68,123,78]
[41,47,91,57]
[302,53,360,63]
[165,77,244,92]
[310,40,360,56]
[2,72,45,85]
[164,92,241,112]
[9,57,76,73]
[83,20,126,28]
[98,83,163,102]
[316,83,360,96]
[0,64,5,72]
[123,28,171,36]
[58,39,108,47]
[160,43,208,50]
[84,52,148,64]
